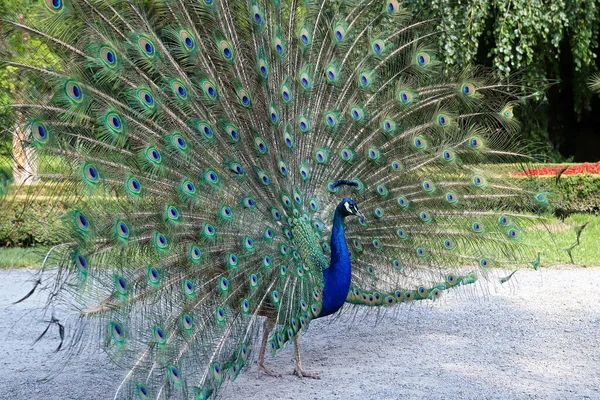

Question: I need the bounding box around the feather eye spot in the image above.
[462,83,475,96]
[156,233,167,248]
[397,196,409,208]
[444,239,455,250]
[422,180,435,193]
[472,175,487,188]
[534,192,548,205]
[399,91,412,104]
[45,0,64,11]
[111,115,121,129]
[419,211,432,222]
[149,267,159,281]
[396,228,408,240]
[231,163,244,174]
[66,82,83,102]
[167,206,179,219]
[100,47,117,67]
[173,135,186,149]
[149,149,160,162]
[138,37,155,56]
[136,384,149,399]
[182,314,193,331]
[33,123,48,142]
[220,41,233,59]
[117,222,129,238]
[445,192,458,204]
[184,181,195,194]
[300,167,309,179]
[417,53,431,66]
[111,322,124,341]
[117,277,127,293]
[76,254,87,271]
[76,212,89,230]
[368,148,380,160]
[469,137,482,149]
[191,246,201,261]
[84,164,98,182]
[127,177,141,194]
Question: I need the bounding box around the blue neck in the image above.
[319,206,352,317]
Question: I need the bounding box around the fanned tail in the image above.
[0,0,553,398]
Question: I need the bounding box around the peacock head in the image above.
[338,198,364,219]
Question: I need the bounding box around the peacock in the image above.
[0,0,552,398]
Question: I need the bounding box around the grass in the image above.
[0,247,48,269]
[529,214,600,267]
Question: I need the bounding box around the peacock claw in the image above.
[258,364,282,378]
[293,367,321,379]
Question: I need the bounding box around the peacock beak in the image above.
[355,209,365,219]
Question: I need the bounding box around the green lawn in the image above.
[0,247,48,269]
[529,214,600,267]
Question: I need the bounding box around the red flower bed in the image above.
[512,161,600,176]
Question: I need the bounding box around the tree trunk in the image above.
[12,122,38,185]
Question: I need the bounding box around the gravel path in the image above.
[1,266,598,400]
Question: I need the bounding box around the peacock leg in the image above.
[293,332,321,379]
[258,318,281,377]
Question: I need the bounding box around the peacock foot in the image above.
[258,363,282,378]
[293,366,321,379]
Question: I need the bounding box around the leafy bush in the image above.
[553,173,600,215]
[0,198,69,246]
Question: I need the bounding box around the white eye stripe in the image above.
[344,201,352,213]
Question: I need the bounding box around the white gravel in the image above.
[1,266,599,399]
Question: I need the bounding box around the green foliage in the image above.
[0,198,68,246]
[554,173,600,214]
[409,0,599,82]
[407,0,600,157]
